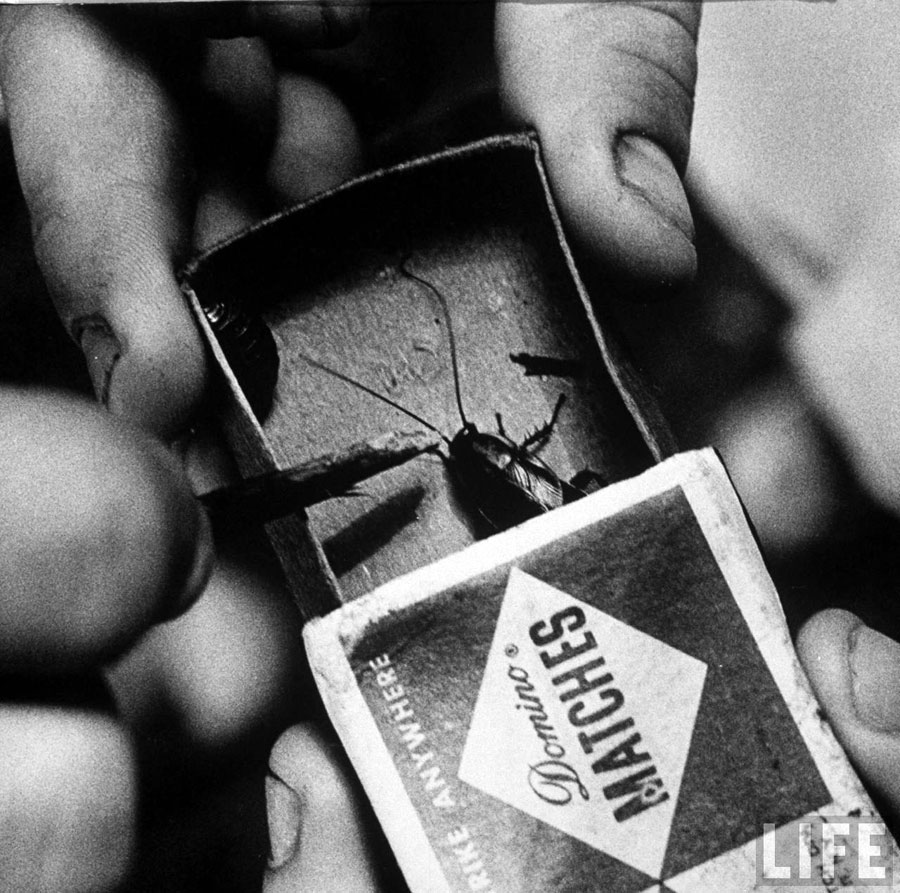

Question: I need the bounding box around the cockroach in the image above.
[199,296,280,420]
[299,261,605,534]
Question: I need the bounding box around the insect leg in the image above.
[495,412,508,438]
[509,353,584,379]
[520,393,566,454]
[568,468,607,495]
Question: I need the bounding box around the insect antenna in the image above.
[297,352,451,446]
[399,257,470,429]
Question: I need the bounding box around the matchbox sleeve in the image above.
[305,449,899,893]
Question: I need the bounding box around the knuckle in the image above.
[270,725,357,810]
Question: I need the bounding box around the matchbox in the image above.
[181,133,672,616]
[181,134,898,890]
[305,450,898,892]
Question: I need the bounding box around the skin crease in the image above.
[263,725,383,893]
[798,611,900,828]
[496,3,700,285]
[5,3,897,891]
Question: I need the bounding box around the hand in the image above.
[798,612,900,824]
[0,2,701,439]
[0,383,391,891]
[789,172,900,829]
[0,3,703,888]
[264,725,389,893]
[0,387,213,890]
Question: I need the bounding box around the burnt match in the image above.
[200,430,440,529]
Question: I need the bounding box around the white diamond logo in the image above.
[458,569,707,879]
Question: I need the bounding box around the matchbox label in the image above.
[458,569,707,878]
[311,466,874,891]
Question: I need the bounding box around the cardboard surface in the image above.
[183,133,672,613]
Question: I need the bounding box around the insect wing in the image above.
[506,457,566,513]
[450,430,565,531]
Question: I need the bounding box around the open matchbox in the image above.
[181,134,898,891]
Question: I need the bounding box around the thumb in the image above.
[0,6,204,437]
[264,724,384,893]
[496,2,700,289]
[797,609,900,820]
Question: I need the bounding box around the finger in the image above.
[266,72,364,205]
[192,58,365,248]
[90,1,367,48]
[193,37,279,249]
[797,609,900,817]
[211,1,368,48]
[0,387,213,673]
[496,2,701,288]
[0,6,204,436]
[264,724,382,893]
[710,379,841,554]
[142,544,305,750]
[0,706,135,893]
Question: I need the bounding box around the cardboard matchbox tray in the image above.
[181,134,897,891]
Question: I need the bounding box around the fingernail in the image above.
[158,467,215,621]
[178,506,215,613]
[73,314,122,408]
[848,623,900,732]
[616,134,695,243]
[266,772,303,870]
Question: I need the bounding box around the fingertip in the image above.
[797,609,860,722]
[74,398,216,627]
[847,624,900,733]
[265,724,380,893]
[1,5,208,437]
[496,3,700,290]
[149,546,302,749]
[614,132,697,283]
[102,301,210,439]
[0,389,214,671]
[266,73,363,205]
[0,706,136,892]
[546,131,697,289]
[77,309,210,440]
[268,723,353,813]
[798,609,900,813]
[67,226,211,438]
